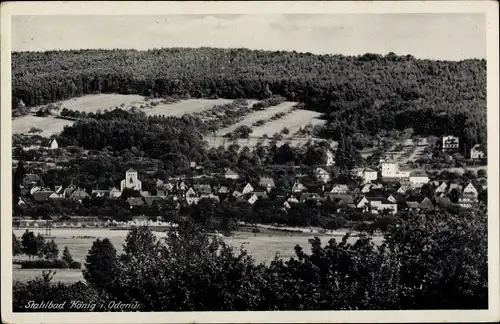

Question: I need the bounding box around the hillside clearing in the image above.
[251,109,325,137]
[215,102,297,136]
[12,115,74,137]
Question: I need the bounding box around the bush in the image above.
[69,261,82,269]
[21,259,69,269]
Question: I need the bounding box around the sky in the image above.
[11,14,486,60]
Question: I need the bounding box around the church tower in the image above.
[120,169,142,192]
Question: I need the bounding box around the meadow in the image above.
[12,228,382,284]
[215,102,297,136]
[12,115,75,137]
[250,109,325,138]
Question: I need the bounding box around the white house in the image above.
[470,144,485,159]
[326,150,335,166]
[291,180,307,193]
[462,183,479,199]
[356,196,397,214]
[259,176,276,191]
[224,168,239,180]
[120,169,142,192]
[353,167,378,183]
[315,167,330,183]
[109,187,121,198]
[330,184,349,195]
[380,157,411,179]
[409,170,430,187]
[442,135,459,152]
[435,181,448,194]
[361,184,372,193]
[242,183,254,195]
[247,193,258,205]
[50,139,59,150]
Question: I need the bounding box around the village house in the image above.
[380,157,411,179]
[109,187,121,198]
[120,169,142,192]
[314,167,330,183]
[224,168,239,180]
[327,194,355,209]
[360,184,372,193]
[330,184,349,195]
[396,184,411,194]
[291,180,307,193]
[404,196,434,211]
[356,196,397,214]
[351,167,378,183]
[218,186,230,194]
[442,135,459,152]
[434,181,448,194]
[470,144,485,159]
[259,176,276,191]
[32,190,59,202]
[242,183,254,195]
[409,170,430,187]
[50,138,59,150]
[462,183,479,200]
[325,150,335,166]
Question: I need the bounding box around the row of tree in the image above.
[12,48,486,146]
[13,207,488,311]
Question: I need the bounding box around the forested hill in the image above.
[12,48,487,145]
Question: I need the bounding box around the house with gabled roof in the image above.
[242,183,254,195]
[291,180,307,193]
[32,190,57,202]
[314,167,330,183]
[351,167,378,183]
[404,195,434,211]
[218,186,230,194]
[409,170,430,187]
[356,196,397,214]
[361,184,372,193]
[330,184,349,195]
[327,194,355,209]
[224,168,239,180]
[396,184,411,194]
[259,176,276,191]
[109,187,121,198]
[462,183,478,200]
[434,181,448,194]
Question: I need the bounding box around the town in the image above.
[13,132,487,230]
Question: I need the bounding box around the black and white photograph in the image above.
[1,1,499,323]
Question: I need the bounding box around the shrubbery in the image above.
[20,259,81,269]
[13,207,488,311]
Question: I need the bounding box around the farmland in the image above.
[12,228,381,283]
[12,115,74,137]
[215,102,298,136]
[250,109,325,138]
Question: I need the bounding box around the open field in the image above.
[251,109,325,137]
[215,102,297,136]
[12,115,74,137]
[51,94,146,113]
[205,135,338,149]
[142,98,234,117]
[12,228,382,283]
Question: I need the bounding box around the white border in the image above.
[1,1,499,323]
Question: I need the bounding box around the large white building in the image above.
[442,135,459,152]
[379,157,411,179]
[120,169,142,192]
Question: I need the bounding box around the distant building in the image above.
[291,180,307,193]
[409,170,430,187]
[462,183,479,200]
[50,139,59,150]
[470,144,485,159]
[224,168,239,180]
[380,157,411,179]
[109,187,121,198]
[120,169,142,192]
[325,150,335,166]
[330,184,349,195]
[442,135,459,152]
[259,176,276,191]
[352,167,378,183]
[356,196,397,214]
[314,167,330,183]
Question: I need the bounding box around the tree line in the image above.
[12,48,486,146]
[13,207,488,311]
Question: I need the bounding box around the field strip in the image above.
[53,94,146,113]
[251,109,325,137]
[142,99,234,117]
[12,115,74,137]
[215,102,297,136]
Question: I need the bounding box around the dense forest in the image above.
[12,48,487,146]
